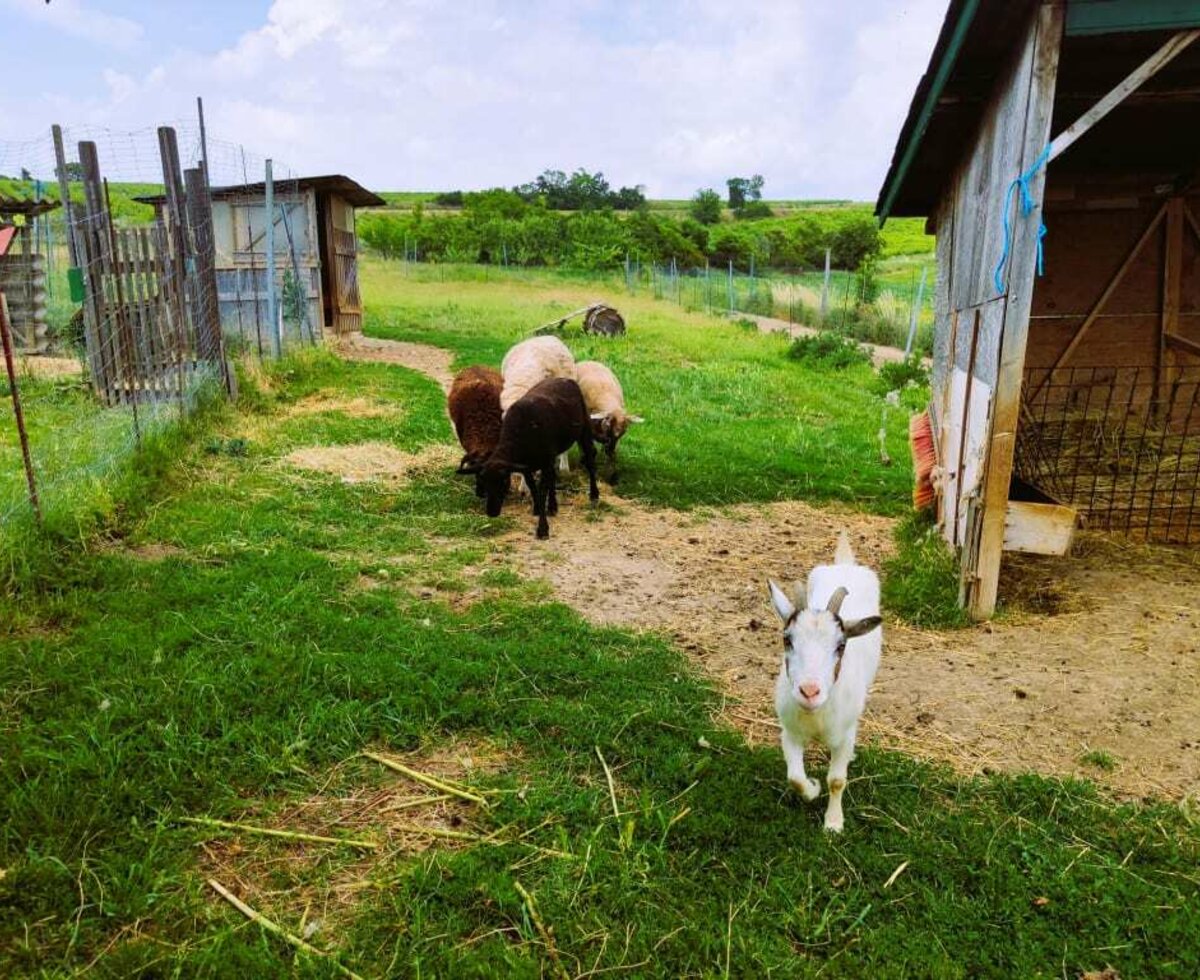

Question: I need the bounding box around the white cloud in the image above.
[1,0,948,200]
[1,0,143,49]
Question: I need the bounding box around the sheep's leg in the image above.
[606,440,620,486]
[781,726,819,801]
[545,465,559,516]
[579,430,600,503]
[526,470,542,516]
[823,733,857,833]
[533,470,551,539]
[556,451,570,474]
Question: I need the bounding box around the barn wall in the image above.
[1028,188,1200,371]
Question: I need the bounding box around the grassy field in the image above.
[2,264,1197,977]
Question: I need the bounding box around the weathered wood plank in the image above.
[969,1,1066,620]
[1003,501,1077,554]
[1048,29,1200,162]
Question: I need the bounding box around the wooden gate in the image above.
[331,228,362,334]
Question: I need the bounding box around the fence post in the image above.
[158,127,197,394]
[905,266,928,357]
[727,260,734,313]
[264,159,280,357]
[0,293,42,523]
[821,248,831,322]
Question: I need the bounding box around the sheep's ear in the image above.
[590,412,607,421]
[842,616,882,639]
[768,580,795,623]
[627,415,645,424]
[457,455,482,475]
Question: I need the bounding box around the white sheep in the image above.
[501,336,577,413]
[575,360,643,484]
[767,532,882,833]
[501,335,578,480]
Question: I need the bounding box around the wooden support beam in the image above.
[1159,198,1184,415]
[1184,202,1200,244]
[1165,332,1200,358]
[1048,29,1200,163]
[1029,201,1167,401]
[969,2,1065,620]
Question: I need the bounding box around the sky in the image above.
[0,0,948,201]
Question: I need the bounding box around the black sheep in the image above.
[474,377,599,539]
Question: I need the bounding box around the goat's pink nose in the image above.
[799,682,821,700]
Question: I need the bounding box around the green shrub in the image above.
[733,201,773,220]
[874,354,931,395]
[689,188,722,225]
[786,331,870,369]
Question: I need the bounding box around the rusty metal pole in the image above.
[0,292,43,524]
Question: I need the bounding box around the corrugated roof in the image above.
[136,174,385,209]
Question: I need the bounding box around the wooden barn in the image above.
[139,175,383,344]
[878,1,1200,618]
[0,193,59,353]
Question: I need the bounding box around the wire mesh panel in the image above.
[1017,365,1200,543]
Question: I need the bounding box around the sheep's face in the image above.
[768,581,880,711]
[589,412,643,449]
[480,464,510,517]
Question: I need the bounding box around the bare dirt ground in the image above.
[739,312,928,369]
[335,333,1200,800]
[332,334,456,391]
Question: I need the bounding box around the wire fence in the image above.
[1,115,318,547]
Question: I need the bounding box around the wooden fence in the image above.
[63,127,231,406]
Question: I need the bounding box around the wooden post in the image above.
[265,159,280,356]
[158,127,195,383]
[968,2,1065,620]
[185,166,228,388]
[821,248,831,321]
[103,179,141,444]
[1159,197,1184,420]
[0,293,42,523]
[77,140,120,405]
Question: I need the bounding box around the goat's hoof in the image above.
[789,777,820,801]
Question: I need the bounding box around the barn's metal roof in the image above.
[876,0,1200,221]
[136,174,385,209]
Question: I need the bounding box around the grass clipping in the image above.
[283,442,458,484]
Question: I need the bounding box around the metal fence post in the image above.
[265,159,280,357]
[821,248,831,322]
[0,293,42,523]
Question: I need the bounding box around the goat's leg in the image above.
[823,733,857,833]
[781,725,819,801]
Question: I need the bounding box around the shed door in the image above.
[326,197,361,334]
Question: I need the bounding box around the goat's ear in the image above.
[841,616,882,639]
[627,415,645,424]
[767,580,795,623]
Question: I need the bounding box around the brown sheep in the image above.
[448,366,504,496]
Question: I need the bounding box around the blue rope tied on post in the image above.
[992,143,1051,296]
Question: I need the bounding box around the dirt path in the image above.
[336,333,1200,800]
[497,492,1200,800]
[738,312,927,369]
[332,334,456,391]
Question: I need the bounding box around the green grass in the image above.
[881,512,971,629]
[360,257,915,515]
[2,272,1198,977]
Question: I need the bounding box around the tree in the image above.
[20,167,32,182]
[727,175,766,209]
[689,188,722,225]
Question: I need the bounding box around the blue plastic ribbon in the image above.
[993,143,1051,295]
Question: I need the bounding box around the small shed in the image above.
[878,1,1200,618]
[138,175,384,344]
[0,193,60,353]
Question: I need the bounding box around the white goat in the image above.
[768,533,882,833]
[501,336,578,480]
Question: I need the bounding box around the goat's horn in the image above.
[826,587,849,617]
